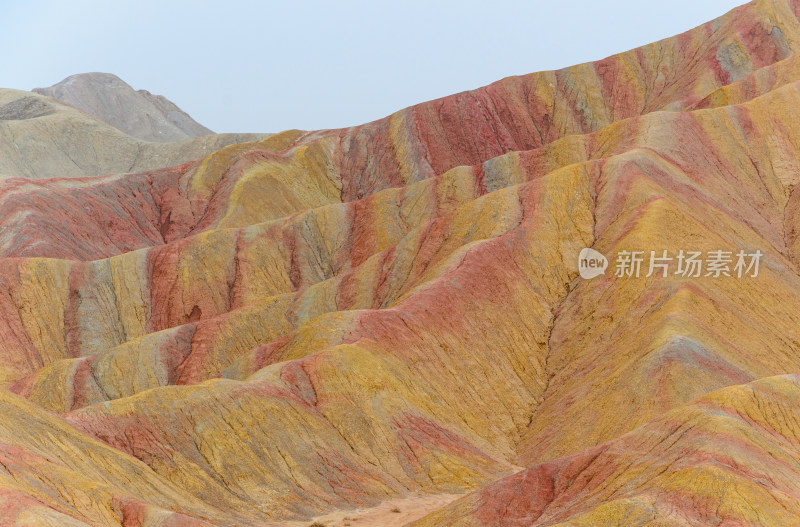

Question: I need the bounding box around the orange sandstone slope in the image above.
[411,375,800,527]
[3,0,800,526]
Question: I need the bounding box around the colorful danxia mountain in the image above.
[3,0,800,525]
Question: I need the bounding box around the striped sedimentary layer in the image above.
[3,1,800,525]
[412,375,800,526]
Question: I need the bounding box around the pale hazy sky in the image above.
[1,0,745,134]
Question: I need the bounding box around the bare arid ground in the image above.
[283,494,462,527]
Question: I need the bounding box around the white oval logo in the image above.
[578,248,608,279]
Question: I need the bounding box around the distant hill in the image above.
[33,72,214,142]
[0,87,266,179]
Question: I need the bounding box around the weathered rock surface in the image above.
[3,0,800,525]
[412,375,800,526]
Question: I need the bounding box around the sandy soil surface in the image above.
[283,493,462,527]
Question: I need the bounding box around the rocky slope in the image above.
[412,375,800,526]
[2,0,800,525]
[33,73,213,142]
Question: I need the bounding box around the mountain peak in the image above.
[33,72,214,142]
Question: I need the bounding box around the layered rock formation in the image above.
[412,375,800,526]
[3,0,800,525]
